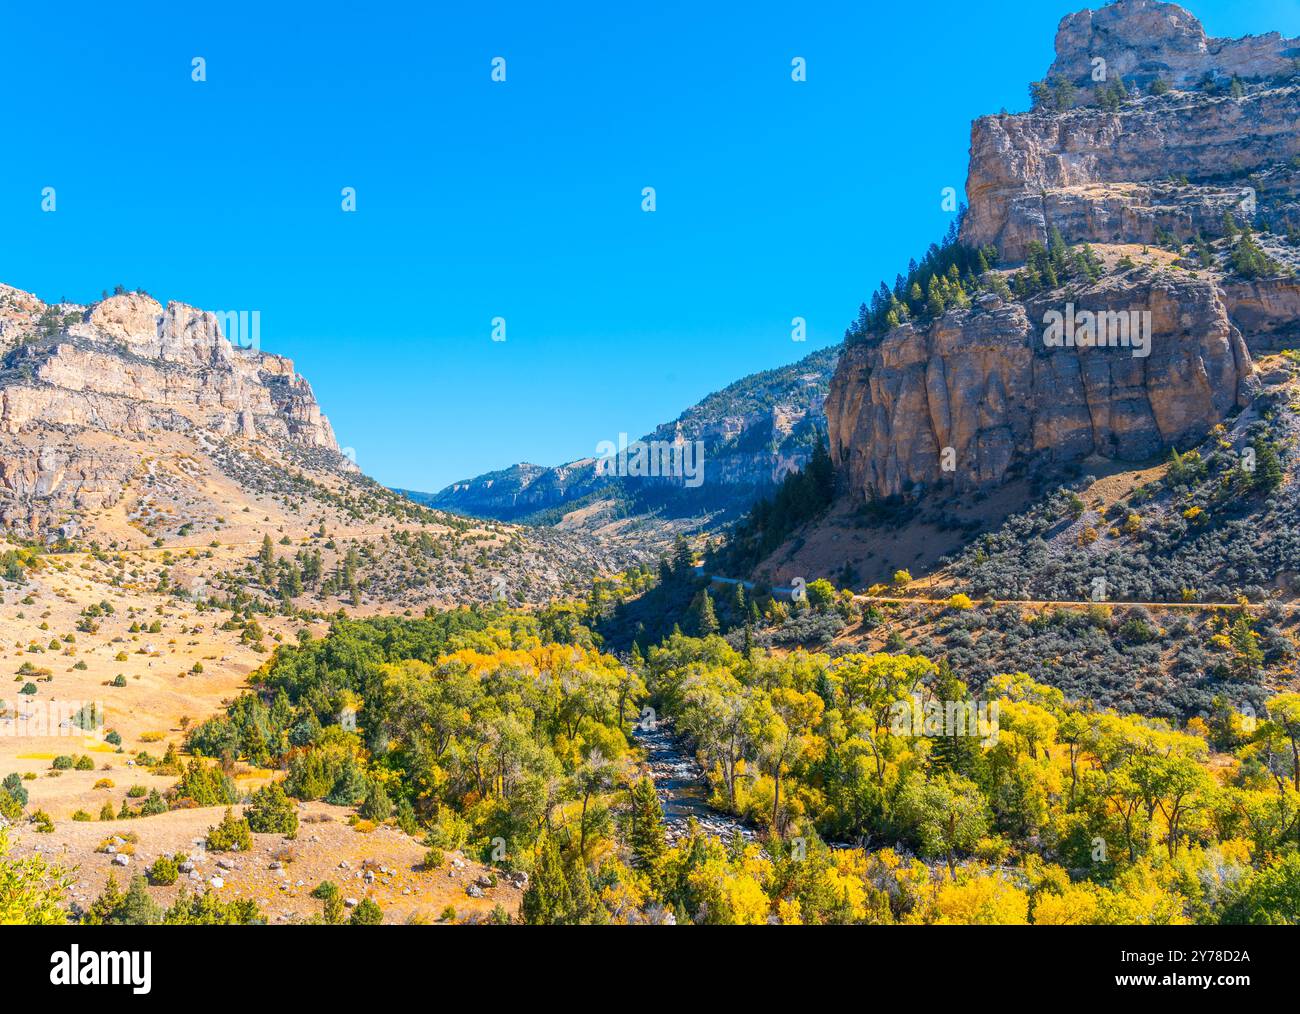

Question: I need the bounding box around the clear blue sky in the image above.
[3,0,1296,492]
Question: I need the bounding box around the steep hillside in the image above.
[413,344,839,541]
[0,284,646,608]
[776,0,1300,601]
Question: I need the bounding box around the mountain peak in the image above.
[1050,0,1300,92]
[0,281,350,535]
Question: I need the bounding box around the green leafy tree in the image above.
[896,771,991,878]
[0,827,69,923]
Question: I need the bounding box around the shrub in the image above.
[311,881,343,924]
[148,856,179,886]
[3,772,29,807]
[205,808,253,852]
[348,897,383,925]
[359,781,392,823]
[139,789,167,816]
[245,783,298,837]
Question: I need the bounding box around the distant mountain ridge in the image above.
[405,344,839,538]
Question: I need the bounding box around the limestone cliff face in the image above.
[827,275,1255,499]
[964,0,1300,262]
[1048,0,1300,94]
[962,90,1297,263]
[0,285,350,530]
[1220,277,1300,348]
[826,0,1294,502]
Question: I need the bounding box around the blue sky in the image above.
[3,0,1297,492]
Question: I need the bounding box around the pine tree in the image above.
[1253,439,1284,493]
[115,875,162,925]
[689,589,719,636]
[929,659,979,776]
[259,534,275,585]
[627,778,666,871]
[670,536,695,579]
[84,873,125,925]
[326,756,367,806]
[1230,613,1264,680]
[521,834,574,925]
[359,780,393,823]
[246,782,299,836]
[2,772,27,808]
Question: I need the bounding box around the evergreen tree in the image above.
[114,875,162,925]
[359,780,393,823]
[689,589,719,637]
[84,873,124,925]
[1253,439,1284,493]
[259,534,275,585]
[326,756,367,806]
[671,536,695,579]
[929,659,979,776]
[627,778,666,871]
[1230,613,1264,680]
[520,834,574,925]
[2,772,28,808]
[246,782,299,836]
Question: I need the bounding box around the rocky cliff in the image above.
[826,0,1298,503]
[1047,0,1300,94]
[828,272,1256,498]
[0,284,351,533]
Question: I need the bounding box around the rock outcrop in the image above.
[0,285,351,530]
[1047,0,1300,94]
[827,0,1296,502]
[962,88,1298,263]
[961,0,1300,263]
[828,275,1255,499]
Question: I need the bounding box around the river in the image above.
[634,717,756,846]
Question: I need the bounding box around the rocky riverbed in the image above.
[634,718,755,846]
